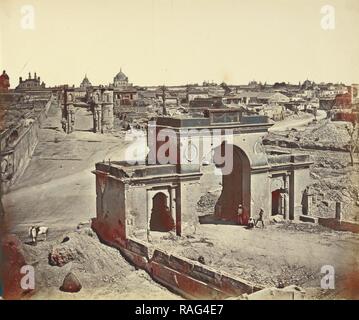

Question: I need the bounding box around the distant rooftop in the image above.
[155,108,271,128]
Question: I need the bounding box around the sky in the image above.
[0,0,358,87]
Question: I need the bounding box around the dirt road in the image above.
[2,105,176,299]
[270,110,327,132]
[3,104,146,239]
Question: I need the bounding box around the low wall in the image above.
[92,218,263,299]
[1,96,54,193]
[318,218,359,233]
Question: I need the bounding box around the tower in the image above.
[91,87,114,133]
[101,88,114,133]
[62,87,76,134]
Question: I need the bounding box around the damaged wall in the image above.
[90,223,263,299]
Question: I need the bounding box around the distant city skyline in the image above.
[1,0,358,87]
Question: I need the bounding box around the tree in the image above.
[346,120,359,166]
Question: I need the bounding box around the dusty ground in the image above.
[178,117,359,299]
[150,221,359,299]
[2,103,170,299]
[3,106,358,300]
[22,228,179,300]
[3,102,145,237]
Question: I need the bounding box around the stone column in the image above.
[170,187,176,223]
[279,193,284,216]
[146,191,153,233]
[284,192,289,219]
[335,202,342,221]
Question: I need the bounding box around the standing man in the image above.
[236,204,243,225]
[255,208,265,228]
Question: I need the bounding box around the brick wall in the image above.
[92,218,263,299]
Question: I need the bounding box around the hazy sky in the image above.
[0,0,358,87]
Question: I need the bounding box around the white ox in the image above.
[28,226,49,243]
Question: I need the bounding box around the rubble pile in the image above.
[307,177,359,221]
[308,151,359,221]
[264,119,359,222]
[196,192,219,213]
[264,120,350,151]
[21,228,178,299]
[296,121,350,150]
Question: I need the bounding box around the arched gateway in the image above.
[61,87,114,134]
[92,108,313,242]
[214,144,251,224]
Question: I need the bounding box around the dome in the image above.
[114,69,128,82]
[80,75,92,88]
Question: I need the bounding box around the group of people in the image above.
[237,205,265,229]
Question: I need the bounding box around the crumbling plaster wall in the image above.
[125,186,148,234]
[96,174,126,238]
[251,172,271,220]
[178,180,202,234]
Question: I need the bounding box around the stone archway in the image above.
[214,144,251,225]
[150,192,175,232]
[74,107,95,132]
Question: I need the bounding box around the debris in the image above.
[60,272,82,293]
[198,256,205,264]
[271,215,284,223]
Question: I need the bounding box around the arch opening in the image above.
[150,192,175,232]
[213,144,251,225]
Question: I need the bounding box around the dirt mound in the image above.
[307,176,359,221]
[48,229,98,267]
[265,119,359,222]
[21,228,179,299]
[264,120,350,151]
[298,121,349,148]
[307,151,359,221]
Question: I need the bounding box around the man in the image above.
[255,208,265,228]
[236,204,243,225]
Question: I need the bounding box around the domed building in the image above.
[80,74,92,89]
[111,68,137,106]
[113,68,129,87]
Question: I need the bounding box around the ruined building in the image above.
[92,108,312,242]
[61,87,114,134]
[15,72,45,91]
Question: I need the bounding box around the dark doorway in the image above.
[214,145,251,225]
[150,192,175,232]
[271,189,281,215]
